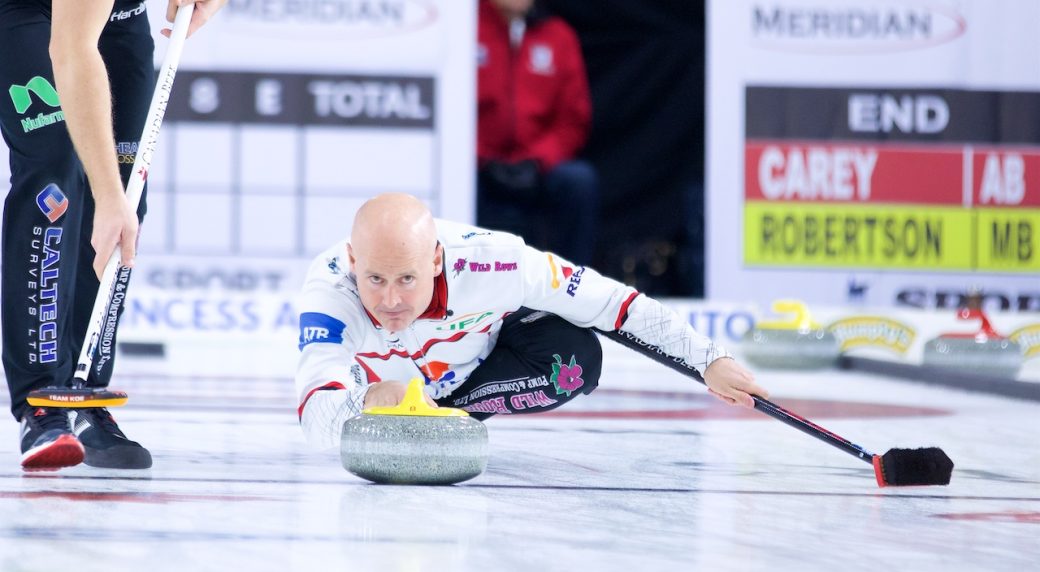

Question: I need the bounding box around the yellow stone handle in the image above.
[755,299,820,331]
[363,378,471,417]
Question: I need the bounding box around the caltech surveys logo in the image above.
[751,1,966,54]
[223,0,439,40]
[35,184,69,223]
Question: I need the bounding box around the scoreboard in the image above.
[743,87,1040,273]
[707,0,1040,309]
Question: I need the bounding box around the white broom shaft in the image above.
[74,5,195,381]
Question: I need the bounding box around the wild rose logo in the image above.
[452,258,466,276]
[550,354,584,396]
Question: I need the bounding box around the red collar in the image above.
[417,267,449,320]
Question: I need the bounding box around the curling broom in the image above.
[600,329,954,487]
[27,4,196,409]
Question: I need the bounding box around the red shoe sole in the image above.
[21,434,85,471]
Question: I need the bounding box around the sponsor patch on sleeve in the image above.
[298,312,346,350]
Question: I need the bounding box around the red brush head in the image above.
[873,447,954,487]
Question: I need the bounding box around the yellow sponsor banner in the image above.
[827,316,916,355]
[975,208,1040,272]
[744,202,974,269]
[1009,324,1040,359]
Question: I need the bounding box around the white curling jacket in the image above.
[295,219,730,448]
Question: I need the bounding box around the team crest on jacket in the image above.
[547,253,583,295]
[529,45,555,74]
[452,257,467,276]
[298,312,345,350]
[326,256,342,274]
[421,360,455,383]
[452,257,518,275]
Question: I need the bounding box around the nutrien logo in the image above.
[751,1,966,54]
[35,184,69,223]
[9,76,65,133]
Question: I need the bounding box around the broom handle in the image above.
[73,4,194,382]
[598,329,877,464]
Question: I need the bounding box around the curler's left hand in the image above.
[703,357,769,408]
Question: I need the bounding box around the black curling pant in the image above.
[435,309,603,420]
[0,1,154,421]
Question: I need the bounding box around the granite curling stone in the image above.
[341,378,488,485]
[741,300,840,370]
[922,307,1022,379]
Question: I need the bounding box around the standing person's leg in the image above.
[0,3,89,468]
[65,6,156,470]
[69,4,155,388]
[542,159,600,265]
[435,309,603,419]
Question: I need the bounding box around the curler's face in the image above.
[350,239,442,333]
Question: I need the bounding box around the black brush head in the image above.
[873,447,954,487]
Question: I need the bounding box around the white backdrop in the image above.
[1,0,474,259]
[707,0,1040,312]
[142,0,475,258]
[0,0,476,365]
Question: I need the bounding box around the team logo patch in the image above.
[326,256,342,274]
[452,258,517,275]
[452,257,467,277]
[827,317,915,354]
[420,360,455,383]
[550,354,584,396]
[35,184,68,223]
[529,45,555,74]
[1010,324,1040,359]
[436,310,495,332]
[547,254,572,288]
[547,254,583,295]
[298,312,346,350]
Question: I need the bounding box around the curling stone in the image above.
[341,378,488,485]
[741,300,840,369]
[922,306,1022,379]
